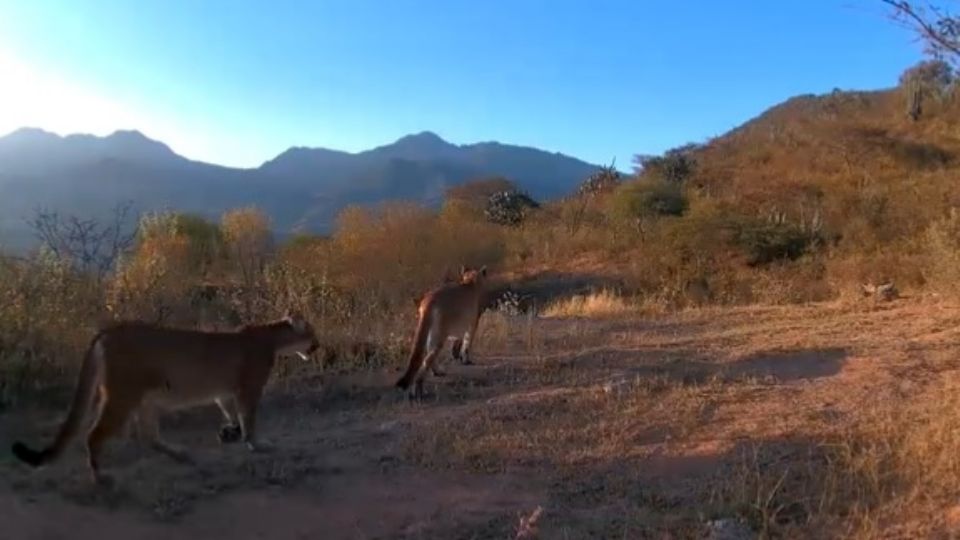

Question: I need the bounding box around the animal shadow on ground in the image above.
[307,344,850,417]
[725,347,847,382]
[519,345,848,388]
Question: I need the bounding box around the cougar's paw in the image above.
[245,440,275,454]
[92,472,116,490]
[218,424,243,444]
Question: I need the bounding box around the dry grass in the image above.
[395,299,960,537]
[6,297,960,537]
[540,289,634,318]
[9,75,960,536]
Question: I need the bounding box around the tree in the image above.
[884,1,960,64]
[634,144,699,184]
[134,211,223,276]
[900,58,954,87]
[564,162,622,235]
[609,180,687,235]
[446,177,518,207]
[443,177,520,222]
[484,190,540,227]
[175,213,224,263]
[221,207,273,287]
[576,162,621,198]
[898,58,954,119]
[108,211,196,323]
[26,202,137,282]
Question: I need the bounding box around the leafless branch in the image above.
[882,1,960,61]
[25,201,137,280]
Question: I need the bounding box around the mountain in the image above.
[0,128,604,250]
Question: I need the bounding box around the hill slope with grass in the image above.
[506,63,960,306]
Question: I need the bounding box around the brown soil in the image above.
[3,298,959,539]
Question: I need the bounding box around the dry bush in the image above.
[833,380,960,535]
[713,379,960,538]
[255,201,507,371]
[0,198,515,402]
[330,202,504,313]
[0,252,101,405]
[922,208,960,295]
[747,257,833,305]
[107,212,202,324]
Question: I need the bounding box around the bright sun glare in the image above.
[0,49,146,137]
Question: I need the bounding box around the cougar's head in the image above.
[281,310,321,361]
[458,265,488,285]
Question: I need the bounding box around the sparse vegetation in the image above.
[11,15,960,536]
[540,289,633,318]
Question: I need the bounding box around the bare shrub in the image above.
[27,202,136,281]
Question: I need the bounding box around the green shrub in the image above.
[734,219,818,266]
[609,179,687,228]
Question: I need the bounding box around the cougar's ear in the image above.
[284,309,306,329]
[479,265,487,277]
[292,315,308,333]
[459,264,467,277]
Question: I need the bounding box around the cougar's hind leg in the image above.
[85,393,135,487]
[414,342,444,402]
[139,403,193,464]
[216,397,242,444]
[431,337,454,377]
[236,382,272,453]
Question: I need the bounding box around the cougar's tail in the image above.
[396,308,432,390]
[12,332,104,467]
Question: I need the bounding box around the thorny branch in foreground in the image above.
[883,1,960,62]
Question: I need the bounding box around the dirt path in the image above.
[3,299,960,538]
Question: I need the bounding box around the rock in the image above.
[861,282,898,302]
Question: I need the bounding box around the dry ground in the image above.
[4,298,960,539]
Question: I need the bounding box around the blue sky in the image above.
[0,0,925,168]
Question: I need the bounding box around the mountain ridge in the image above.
[0,127,606,250]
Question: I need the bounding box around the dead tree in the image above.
[26,202,137,281]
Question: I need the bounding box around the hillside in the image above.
[0,129,602,250]
[689,86,958,247]
[495,79,960,301]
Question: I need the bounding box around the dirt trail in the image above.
[3,300,959,538]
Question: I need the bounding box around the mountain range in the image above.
[0,128,604,250]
